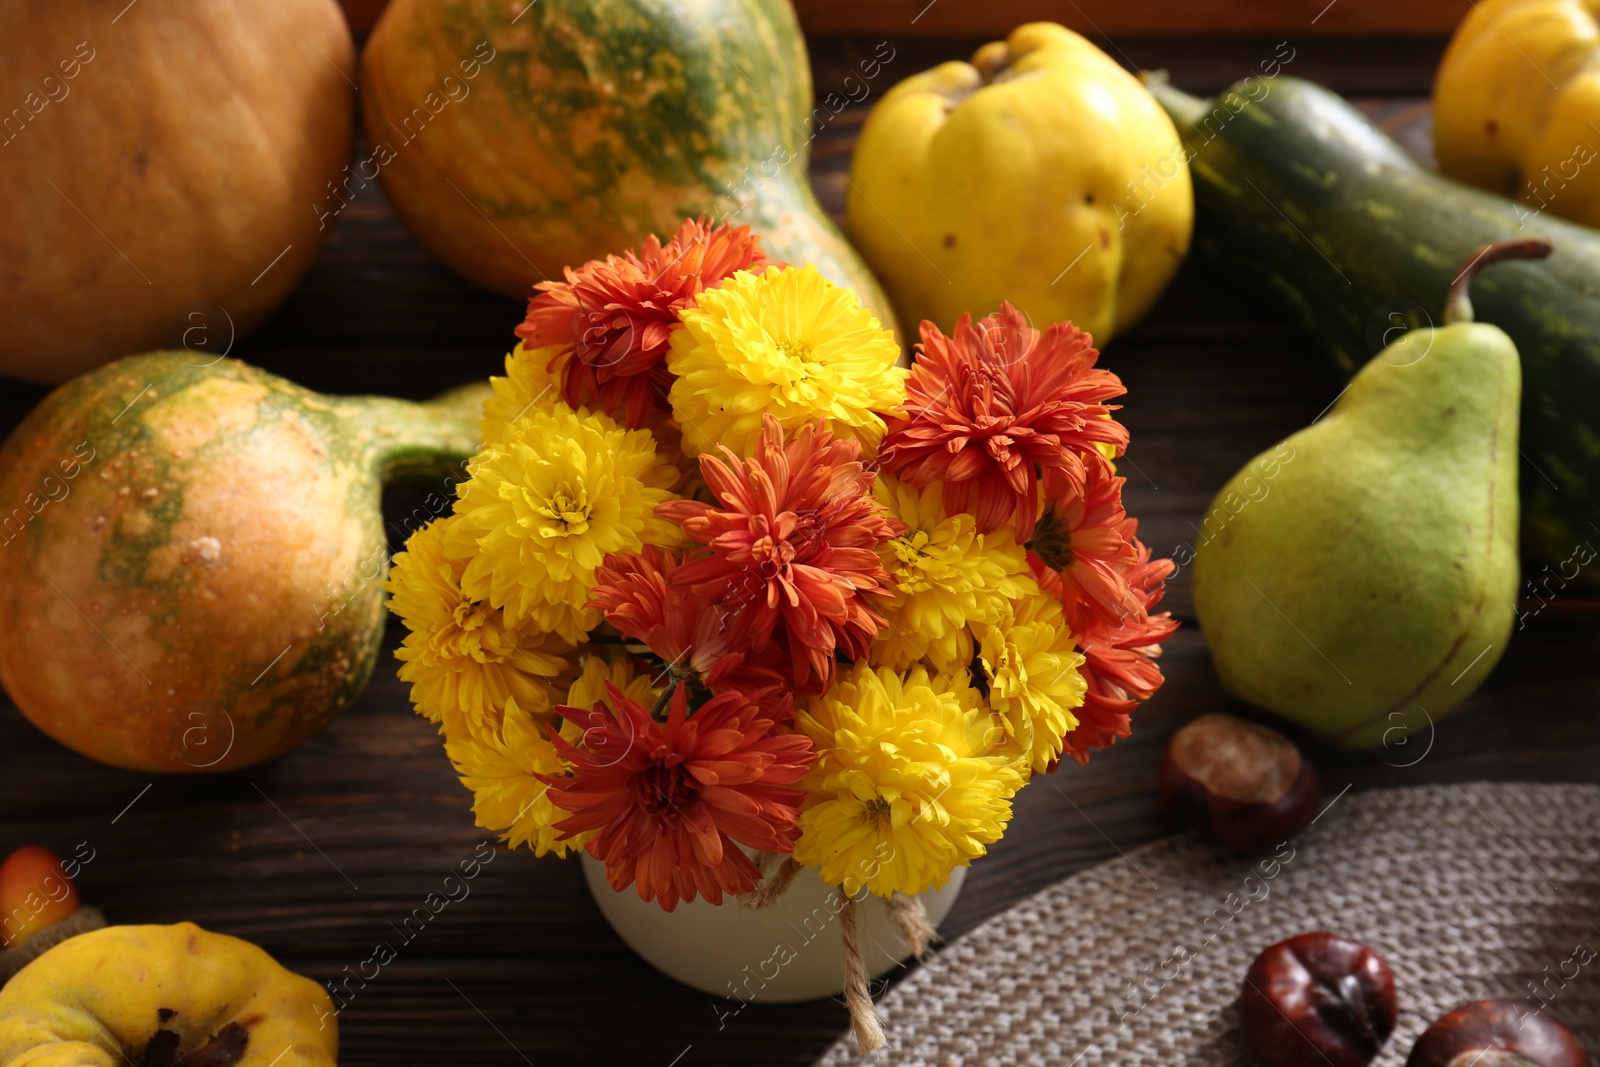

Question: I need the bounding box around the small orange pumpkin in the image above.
[0,1,355,384]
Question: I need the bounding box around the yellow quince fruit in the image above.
[846,22,1192,342]
[0,922,337,1067]
[1433,0,1600,228]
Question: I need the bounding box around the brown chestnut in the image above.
[1241,931,1397,1067]
[1407,1000,1591,1067]
[1159,712,1322,854]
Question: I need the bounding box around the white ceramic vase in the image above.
[582,854,965,1003]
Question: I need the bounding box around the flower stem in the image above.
[650,679,678,720]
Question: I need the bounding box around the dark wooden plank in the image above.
[341,0,1464,41]
[811,35,1451,109]
[1,34,1596,1067]
[792,0,1469,37]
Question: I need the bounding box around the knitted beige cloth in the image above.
[819,782,1600,1066]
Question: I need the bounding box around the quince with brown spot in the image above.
[0,922,336,1067]
[847,22,1193,340]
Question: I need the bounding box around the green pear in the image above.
[1192,239,1548,748]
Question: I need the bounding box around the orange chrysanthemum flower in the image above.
[879,304,1129,541]
[515,217,769,428]
[544,684,814,911]
[1027,463,1143,628]
[1038,528,1178,765]
[657,415,904,691]
[588,546,790,709]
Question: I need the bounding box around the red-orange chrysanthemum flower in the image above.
[544,684,813,911]
[879,304,1129,540]
[515,217,769,428]
[656,415,905,691]
[588,546,790,710]
[1027,463,1143,628]
[1039,529,1178,765]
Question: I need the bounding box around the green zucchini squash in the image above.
[1149,76,1600,578]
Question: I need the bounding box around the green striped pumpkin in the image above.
[360,0,899,334]
[0,353,486,773]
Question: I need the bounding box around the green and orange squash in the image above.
[359,0,900,334]
[0,353,487,773]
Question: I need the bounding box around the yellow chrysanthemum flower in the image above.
[564,652,659,712]
[445,405,681,643]
[794,663,1024,898]
[872,475,1033,672]
[556,652,660,746]
[666,264,906,458]
[443,698,589,858]
[385,515,570,727]
[978,582,1089,775]
[480,342,566,445]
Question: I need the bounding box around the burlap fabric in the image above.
[0,907,106,985]
[819,782,1600,1066]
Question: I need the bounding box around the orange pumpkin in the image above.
[0,1,355,384]
[340,0,390,34]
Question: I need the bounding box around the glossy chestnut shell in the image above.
[1159,712,1322,854]
[1240,931,1397,1067]
[1407,1000,1591,1067]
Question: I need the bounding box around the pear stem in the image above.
[1444,237,1553,325]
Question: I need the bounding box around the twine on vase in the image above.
[738,851,801,909]
[887,891,939,960]
[839,895,886,1053]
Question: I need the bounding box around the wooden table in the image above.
[3,34,1596,1067]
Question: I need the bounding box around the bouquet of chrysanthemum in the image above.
[384,217,1175,1046]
